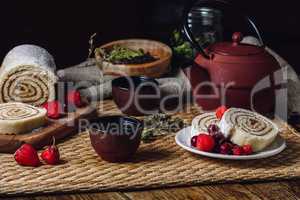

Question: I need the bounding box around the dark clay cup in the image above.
[88,116,143,163]
[112,76,160,116]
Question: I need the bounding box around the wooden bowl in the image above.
[95,39,172,78]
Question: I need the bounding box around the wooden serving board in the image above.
[0,106,97,154]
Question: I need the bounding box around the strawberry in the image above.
[242,144,253,155]
[41,137,60,165]
[14,144,40,167]
[42,101,62,119]
[232,146,244,155]
[196,134,215,152]
[67,90,84,108]
[216,105,228,120]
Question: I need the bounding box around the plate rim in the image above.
[175,126,286,160]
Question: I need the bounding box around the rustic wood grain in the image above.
[2,181,300,200]
[124,184,262,200]
[2,192,126,200]
[287,180,300,197]
[244,182,299,200]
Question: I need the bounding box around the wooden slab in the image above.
[0,106,97,154]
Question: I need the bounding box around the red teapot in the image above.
[183,0,282,114]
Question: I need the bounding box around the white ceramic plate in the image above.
[175,126,286,160]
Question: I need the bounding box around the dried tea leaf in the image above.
[141,113,186,143]
[98,45,157,64]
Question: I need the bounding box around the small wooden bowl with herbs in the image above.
[95,39,172,78]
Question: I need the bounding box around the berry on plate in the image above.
[232,146,244,155]
[190,136,198,147]
[196,134,215,152]
[207,124,219,135]
[242,144,253,155]
[219,142,233,155]
[212,132,226,145]
[216,105,228,120]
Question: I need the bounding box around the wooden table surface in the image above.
[2,180,300,200]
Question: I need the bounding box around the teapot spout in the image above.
[194,54,211,70]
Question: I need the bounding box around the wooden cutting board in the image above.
[0,106,97,154]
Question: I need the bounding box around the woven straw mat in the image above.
[0,100,300,196]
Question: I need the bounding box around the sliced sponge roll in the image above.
[0,102,47,134]
[219,108,279,152]
[0,45,57,106]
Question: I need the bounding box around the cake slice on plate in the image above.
[219,108,279,152]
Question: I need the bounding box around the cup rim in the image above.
[112,76,159,91]
[88,115,144,136]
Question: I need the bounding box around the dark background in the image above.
[0,0,299,72]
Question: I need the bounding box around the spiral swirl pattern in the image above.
[191,113,218,136]
[225,109,274,136]
[0,66,56,106]
[197,113,218,130]
[0,102,47,134]
[0,103,40,120]
[220,108,278,152]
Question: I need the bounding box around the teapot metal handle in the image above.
[183,0,265,59]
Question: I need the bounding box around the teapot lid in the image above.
[209,32,263,56]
